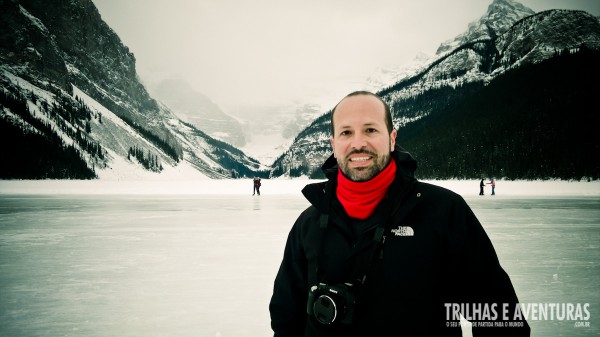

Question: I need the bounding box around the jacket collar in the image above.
[302,145,417,212]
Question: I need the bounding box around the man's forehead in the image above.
[337,94,385,111]
[334,95,386,121]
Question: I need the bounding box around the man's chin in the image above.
[346,167,377,182]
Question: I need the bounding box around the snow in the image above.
[364,52,434,92]
[2,68,55,102]
[70,86,213,180]
[94,147,210,181]
[239,133,290,166]
[0,179,598,197]
[0,183,598,337]
[18,4,49,34]
[73,86,132,135]
[420,179,600,197]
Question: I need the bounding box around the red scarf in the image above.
[336,160,396,219]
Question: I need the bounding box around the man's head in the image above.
[330,91,397,182]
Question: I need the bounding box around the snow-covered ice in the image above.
[1,179,599,196]
[0,179,598,337]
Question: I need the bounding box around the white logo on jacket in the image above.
[391,226,414,237]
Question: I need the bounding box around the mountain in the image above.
[149,78,323,166]
[393,48,599,180]
[364,52,433,93]
[149,78,247,148]
[229,102,323,165]
[435,0,535,55]
[273,0,600,180]
[0,0,264,179]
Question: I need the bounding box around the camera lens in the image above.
[313,295,338,324]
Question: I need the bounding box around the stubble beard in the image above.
[338,149,392,182]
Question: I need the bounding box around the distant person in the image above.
[269,91,529,336]
[487,178,496,195]
[253,177,261,196]
[479,178,485,195]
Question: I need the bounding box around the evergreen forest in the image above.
[396,48,599,180]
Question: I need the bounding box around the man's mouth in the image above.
[347,152,375,168]
[349,156,371,162]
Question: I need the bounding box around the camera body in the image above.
[307,282,356,325]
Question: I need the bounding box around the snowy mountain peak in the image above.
[487,0,533,16]
[436,0,535,55]
[280,0,600,177]
[484,0,536,32]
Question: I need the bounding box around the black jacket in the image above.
[270,146,530,337]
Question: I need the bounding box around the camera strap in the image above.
[309,177,416,289]
[353,179,416,286]
[348,198,394,287]
[307,181,335,287]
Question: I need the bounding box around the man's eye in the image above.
[340,131,351,136]
[366,128,377,133]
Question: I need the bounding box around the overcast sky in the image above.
[91,0,599,112]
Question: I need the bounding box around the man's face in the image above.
[330,95,396,182]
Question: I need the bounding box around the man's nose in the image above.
[350,133,367,149]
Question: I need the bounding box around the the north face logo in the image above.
[391,226,414,237]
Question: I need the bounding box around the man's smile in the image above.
[346,153,375,168]
[349,156,371,162]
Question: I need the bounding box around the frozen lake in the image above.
[1,180,599,337]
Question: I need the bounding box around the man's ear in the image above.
[390,129,397,149]
[330,136,336,158]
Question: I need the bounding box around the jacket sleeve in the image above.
[446,196,530,337]
[269,211,310,337]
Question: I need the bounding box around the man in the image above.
[269,91,530,336]
[253,177,262,195]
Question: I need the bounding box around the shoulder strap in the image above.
[308,179,417,287]
[307,182,334,287]
[348,179,418,286]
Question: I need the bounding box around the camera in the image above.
[307,283,356,325]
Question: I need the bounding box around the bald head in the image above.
[330,91,393,136]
